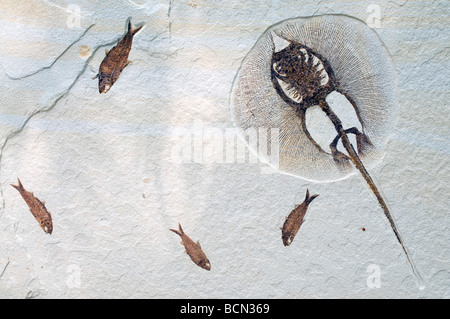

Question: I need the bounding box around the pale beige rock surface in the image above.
[0,0,448,298]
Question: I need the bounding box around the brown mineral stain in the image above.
[79,45,91,59]
[188,0,198,8]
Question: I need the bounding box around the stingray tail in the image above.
[318,99,424,289]
[339,122,425,289]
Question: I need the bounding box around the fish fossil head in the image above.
[40,217,53,234]
[282,231,295,246]
[198,259,211,271]
[271,42,335,106]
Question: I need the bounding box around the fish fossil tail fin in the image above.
[304,189,319,204]
[169,223,185,237]
[10,177,24,191]
[127,20,144,37]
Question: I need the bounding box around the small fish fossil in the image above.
[170,223,211,271]
[93,19,144,93]
[10,178,53,234]
[281,189,318,246]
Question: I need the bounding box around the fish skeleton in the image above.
[281,189,318,246]
[11,178,53,234]
[170,223,211,271]
[93,19,144,93]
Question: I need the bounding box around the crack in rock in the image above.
[168,0,173,36]
[0,24,126,217]
[0,259,9,279]
[1,24,95,81]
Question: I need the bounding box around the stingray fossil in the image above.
[230,15,423,287]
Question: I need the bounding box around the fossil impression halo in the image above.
[230,15,398,182]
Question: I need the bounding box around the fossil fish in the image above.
[93,20,144,93]
[10,178,53,234]
[281,189,318,246]
[170,223,211,271]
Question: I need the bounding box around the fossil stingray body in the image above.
[230,15,423,287]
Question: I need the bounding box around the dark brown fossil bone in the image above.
[270,41,374,165]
